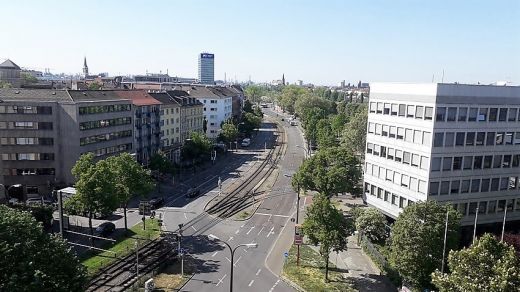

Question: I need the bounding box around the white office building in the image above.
[364,82,520,226]
[198,53,215,84]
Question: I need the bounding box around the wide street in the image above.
[158,109,306,292]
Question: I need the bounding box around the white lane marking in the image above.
[228,236,234,241]
[246,226,255,235]
[212,251,218,257]
[257,226,265,236]
[255,212,290,218]
[216,274,227,287]
[248,280,254,287]
[241,224,245,228]
[225,257,231,263]
[267,226,275,238]
[235,229,240,234]
[269,279,280,292]
[233,255,242,267]
[255,268,261,276]
[184,213,188,219]
[191,226,197,231]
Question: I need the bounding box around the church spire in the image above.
[83,56,89,78]
[282,73,285,86]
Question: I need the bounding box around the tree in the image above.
[355,207,387,243]
[244,85,264,104]
[302,193,354,282]
[292,146,361,197]
[0,205,87,291]
[21,72,38,84]
[182,132,212,163]
[242,112,262,135]
[316,118,336,148]
[149,152,175,174]
[220,121,239,143]
[301,107,327,149]
[66,154,119,241]
[88,82,101,90]
[330,113,348,138]
[0,80,12,88]
[390,201,461,290]
[243,99,254,114]
[341,108,368,158]
[278,85,306,113]
[107,153,155,231]
[253,105,264,118]
[432,233,520,292]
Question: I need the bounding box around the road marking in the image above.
[228,236,234,241]
[255,268,261,276]
[191,226,197,231]
[246,226,255,235]
[257,226,265,235]
[225,257,231,263]
[235,229,240,234]
[233,255,242,267]
[184,213,188,219]
[216,274,227,286]
[212,251,218,257]
[269,279,280,292]
[248,280,254,287]
[255,212,290,218]
[241,224,245,228]
[267,226,275,238]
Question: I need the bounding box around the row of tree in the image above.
[65,152,155,237]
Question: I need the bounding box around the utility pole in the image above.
[473,206,479,243]
[58,190,64,236]
[178,224,184,276]
[501,206,508,242]
[296,184,301,266]
[441,207,449,273]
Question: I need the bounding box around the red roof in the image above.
[114,90,162,106]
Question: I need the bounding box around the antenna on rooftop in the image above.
[432,74,435,83]
[441,69,445,83]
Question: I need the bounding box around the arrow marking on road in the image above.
[228,236,234,241]
[216,274,227,287]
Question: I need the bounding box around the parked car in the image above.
[290,121,297,126]
[94,222,116,237]
[185,187,201,198]
[149,197,165,209]
[241,138,251,147]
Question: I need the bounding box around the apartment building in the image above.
[166,90,204,141]
[0,89,133,200]
[364,83,520,226]
[149,92,182,163]
[114,90,161,166]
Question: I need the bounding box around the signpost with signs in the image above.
[294,224,303,245]
[139,201,151,230]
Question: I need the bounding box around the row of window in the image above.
[1,153,55,161]
[454,199,520,217]
[368,122,432,146]
[432,154,520,172]
[433,131,520,148]
[0,137,53,146]
[430,175,520,197]
[3,168,55,176]
[365,162,427,194]
[0,121,53,130]
[369,102,434,120]
[80,130,132,146]
[85,143,132,157]
[79,117,132,131]
[160,117,180,126]
[160,107,180,116]
[436,106,520,123]
[0,105,52,115]
[366,143,430,170]
[365,182,415,209]
[79,104,131,115]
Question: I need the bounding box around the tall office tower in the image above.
[198,53,214,84]
[364,83,520,226]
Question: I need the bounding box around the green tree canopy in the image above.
[66,154,120,237]
[292,146,361,197]
[390,201,461,290]
[149,152,175,174]
[355,207,388,243]
[277,85,307,113]
[243,99,254,114]
[107,153,155,230]
[302,193,354,282]
[330,113,348,138]
[21,72,38,84]
[219,121,239,143]
[432,233,520,292]
[316,118,336,149]
[0,205,87,291]
[341,108,368,158]
[244,85,264,104]
[182,132,212,162]
[242,112,262,135]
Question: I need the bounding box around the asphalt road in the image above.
[161,109,307,292]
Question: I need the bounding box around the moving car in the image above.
[94,222,116,237]
[149,197,165,209]
[241,138,251,147]
[185,187,201,198]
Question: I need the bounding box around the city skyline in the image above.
[1,0,519,85]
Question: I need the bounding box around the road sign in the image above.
[294,224,303,245]
[284,252,289,258]
[290,218,295,222]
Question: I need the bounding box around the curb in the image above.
[176,273,195,291]
[280,275,306,292]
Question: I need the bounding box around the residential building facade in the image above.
[166,90,204,142]
[149,92,182,163]
[364,83,520,226]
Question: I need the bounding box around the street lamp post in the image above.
[208,234,257,292]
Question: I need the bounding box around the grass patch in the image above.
[283,245,355,292]
[153,256,195,291]
[238,211,250,219]
[81,219,160,276]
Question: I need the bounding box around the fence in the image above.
[359,233,402,287]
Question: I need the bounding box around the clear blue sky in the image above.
[1,0,519,85]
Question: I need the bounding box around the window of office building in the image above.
[476,132,485,145]
[496,132,504,145]
[405,129,413,142]
[466,132,475,146]
[447,107,457,121]
[420,156,429,170]
[445,132,455,147]
[387,148,395,160]
[458,107,468,121]
[497,200,506,212]
[499,108,508,121]
[506,132,513,145]
[508,108,517,122]
[403,152,411,165]
[478,108,488,121]
[469,202,479,215]
[468,107,478,121]
[391,104,398,115]
[395,150,403,162]
[481,179,491,192]
[429,182,440,196]
[382,125,389,137]
[398,104,406,116]
[383,103,391,114]
[443,157,452,171]
[461,180,470,193]
[500,177,509,191]
[368,123,375,133]
[474,156,483,169]
[415,106,424,119]
[397,127,404,140]
[493,155,502,168]
[375,124,382,135]
[423,132,431,146]
[455,132,465,146]
[413,130,422,144]
[488,108,498,122]
[399,197,407,208]
[463,156,473,170]
[434,133,444,147]
[436,107,446,121]
[471,179,481,193]
[484,155,493,168]
[432,157,441,171]
[486,132,495,146]
[389,126,396,138]
[407,105,414,117]
[440,181,450,195]
[488,201,496,213]
[453,156,462,170]
[424,107,433,120]
[411,154,420,167]
[503,155,512,168]
[458,203,468,215]
[490,178,500,191]
[450,180,460,194]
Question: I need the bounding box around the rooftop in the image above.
[114,90,161,106]
[0,88,71,102]
[0,59,21,70]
